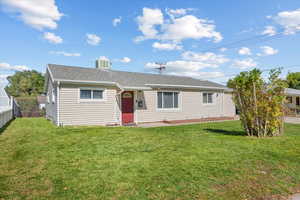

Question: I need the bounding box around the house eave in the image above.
[145,83,229,91]
[53,79,122,89]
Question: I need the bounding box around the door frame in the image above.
[121,91,136,124]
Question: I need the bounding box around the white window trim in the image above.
[202,92,215,106]
[156,90,181,111]
[78,87,106,102]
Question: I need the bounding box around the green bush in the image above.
[15,97,44,117]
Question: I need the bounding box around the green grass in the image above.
[1,118,300,200]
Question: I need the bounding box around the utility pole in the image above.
[154,62,166,74]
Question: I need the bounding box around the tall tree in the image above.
[286,72,300,89]
[5,70,45,97]
[228,68,287,137]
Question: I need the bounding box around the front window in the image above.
[286,96,293,104]
[203,93,213,104]
[80,89,103,100]
[157,92,179,109]
[297,97,300,106]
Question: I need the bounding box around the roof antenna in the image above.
[154,62,166,74]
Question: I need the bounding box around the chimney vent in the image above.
[96,57,111,69]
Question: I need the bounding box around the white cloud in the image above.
[161,15,223,43]
[145,62,224,79]
[259,46,279,56]
[0,74,10,82]
[238,47,251,55]
[43,32,63,44]
[146,60,214,72]
[113,17,122,27]
[50,51,80,57]
[261,26,277,36]
[219,47,227,52]
[232,58,257,69]
[0,62,30,71]
[272,8,300,34]
[145,51,228,79]
[0,0,63,30]
[120,57,131,63]
[135,8,222,43]
[152,42,182,51]
[165,8,193,18]
[167,71,225,79]
[86,33,101,45]
[181,51,229,67]
[135,8,164,41]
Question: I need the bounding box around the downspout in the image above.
[56,81,60,126]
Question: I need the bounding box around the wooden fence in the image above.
[0,108,13,128]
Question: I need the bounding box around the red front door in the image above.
[121,91,134,124]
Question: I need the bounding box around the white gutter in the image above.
[47,65,55,82]
[56,81,60,126]
[145,83,228,90]
[122,86,152,90]
[54,79,120,87]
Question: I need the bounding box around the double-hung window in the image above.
[203,92,213,104]
[157,92,179,109]
[80,89,104,100]
[286,96,293,104]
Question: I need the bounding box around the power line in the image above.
[198,28,286,53]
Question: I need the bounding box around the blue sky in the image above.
[0,0,300,85]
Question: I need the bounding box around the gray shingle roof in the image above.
[48,64,227,89]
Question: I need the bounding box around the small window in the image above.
[52,88,56,103]
[286,96,293,104]
[80,90,92,99]
[93,90,103,99]
[297,97,300,106]
[157,92,179,109]
[203,93,213,104]
[80,89,104,100]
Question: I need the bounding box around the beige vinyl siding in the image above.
[223,92,236,117]
[59,84,120,126]
[45,79,57,124]
[136,90,235,123]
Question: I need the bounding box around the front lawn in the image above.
[1,118,300,200]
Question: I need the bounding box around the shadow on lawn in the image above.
[0,119,14,135]
[204,128,246,136]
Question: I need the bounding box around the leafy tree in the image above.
[5,70,45,97]
[286,72,300,89]
[228,68,287,137]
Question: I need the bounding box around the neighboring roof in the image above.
[37,96,47,104]
[285,88,300,96]
[47,64,228,90]
[0,85,9,98]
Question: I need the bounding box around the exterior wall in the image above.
[54,84,235,126]
[135,89,235,123]
[223,92,236,117]
[59,84,120,126]
[45,79,57,124]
